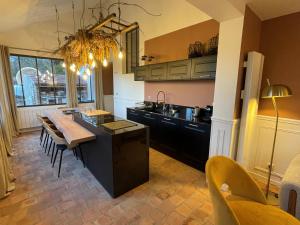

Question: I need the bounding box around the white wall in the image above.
[249,115,300,185]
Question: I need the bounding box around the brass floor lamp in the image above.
[261,79,292,198]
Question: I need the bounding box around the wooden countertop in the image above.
[44,110,96,146]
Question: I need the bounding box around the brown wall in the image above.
[258,12,300,120]
[102,62,113,95]
[144,20,219,107]
[234,6,262,118]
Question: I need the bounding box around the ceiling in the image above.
[0,0,101,32]
[247,0,300,20]
[0,0,300,33]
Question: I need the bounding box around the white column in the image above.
[209,16,244,158]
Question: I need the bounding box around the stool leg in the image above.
[51,144,56,164]
[42,132,48,148]
[78,145,85,168]
[45,134,50,153]
[58,150,64,178]
[40,127,45,145]
[52,147,59,168]
[47,138,53,156]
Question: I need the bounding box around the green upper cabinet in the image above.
[133,55,217,81]
[190,55,217,80]
[167,59,191,80]
[134,65,149,81]
[148,63,167,81]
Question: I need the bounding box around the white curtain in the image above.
[0,106,15,199]
[0,45,19,155]
[65,65,78,108]
[94,64,104,110]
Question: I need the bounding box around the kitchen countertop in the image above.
[128,107,212,125]
[74,112,148,135]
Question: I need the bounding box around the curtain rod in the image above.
[8,46,55,54]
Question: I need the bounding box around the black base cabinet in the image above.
[127,108,211,172]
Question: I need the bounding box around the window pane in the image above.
[9,56,24,106]
[126,32,132,73]
[52,59,66,104]
[37,58,55,105]
[19,56,40,106]
[77,75,92,102]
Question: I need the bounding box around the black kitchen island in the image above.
[73,112,149,198]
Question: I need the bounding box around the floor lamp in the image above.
[261,79,292,198]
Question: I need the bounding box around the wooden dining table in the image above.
[44,109,96,146]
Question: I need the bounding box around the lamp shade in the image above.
[261,84,292,98]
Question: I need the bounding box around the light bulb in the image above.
[83,74,88,80]
[62,62,66,68]
[86,68,91,76]
[89,52,94,60]
[76,70,80,76]
[70,63,76,72]
[118,50,123,59]
[103,58,108,67]
[91,61,96,68]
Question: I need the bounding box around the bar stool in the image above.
[36,114,52,146]
[46,127,85,177]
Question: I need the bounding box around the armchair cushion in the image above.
[229,199,300,225]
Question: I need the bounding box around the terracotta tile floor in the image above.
[0,132,214,225]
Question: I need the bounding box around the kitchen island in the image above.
[73,112,149,198]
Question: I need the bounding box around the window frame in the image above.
[10,54,67,108]
[126,27,139,73]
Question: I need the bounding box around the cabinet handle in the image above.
[145,113,151,116]
[129,112,139,116]
[188,123,198,128]
[163,117,171,121]
[161,120,177,126]
[143,116,155,120]
[184,126,205,133]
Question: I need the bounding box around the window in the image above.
[76,74,94,103]
[9,55,67,107]
[126,27,139,73]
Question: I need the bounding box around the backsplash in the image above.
[144,80,215,107]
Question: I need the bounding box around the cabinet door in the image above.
[181,121,211,171]
[139,112,158,141]
[127,109,141,123]
[157,116,181,152]
[134,66,149,81]
[167,60,191,80]
[148,63,167,81]
[191,55,217,80]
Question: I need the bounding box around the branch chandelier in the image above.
[54,0,161,80]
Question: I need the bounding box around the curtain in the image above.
[0,45,19,155]
[94,64,105,110]
[0,106,15,199]
[65,66,78,108]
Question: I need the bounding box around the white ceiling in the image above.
[247,0,300,20]
[0,0,299,33]
[0,0,100,32]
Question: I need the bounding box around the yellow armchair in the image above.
[206,156,300,225]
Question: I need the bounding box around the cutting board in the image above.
[81,110,111,117]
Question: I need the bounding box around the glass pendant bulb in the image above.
[83,74,88,80]
[118,50,123,59]
[86,68,91,76]
[62,62,66,68]
[70,63,76,72]
[91,60,96,69]
[103,58,108,67]
[89,52,94,60]
[76,70,80,76]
